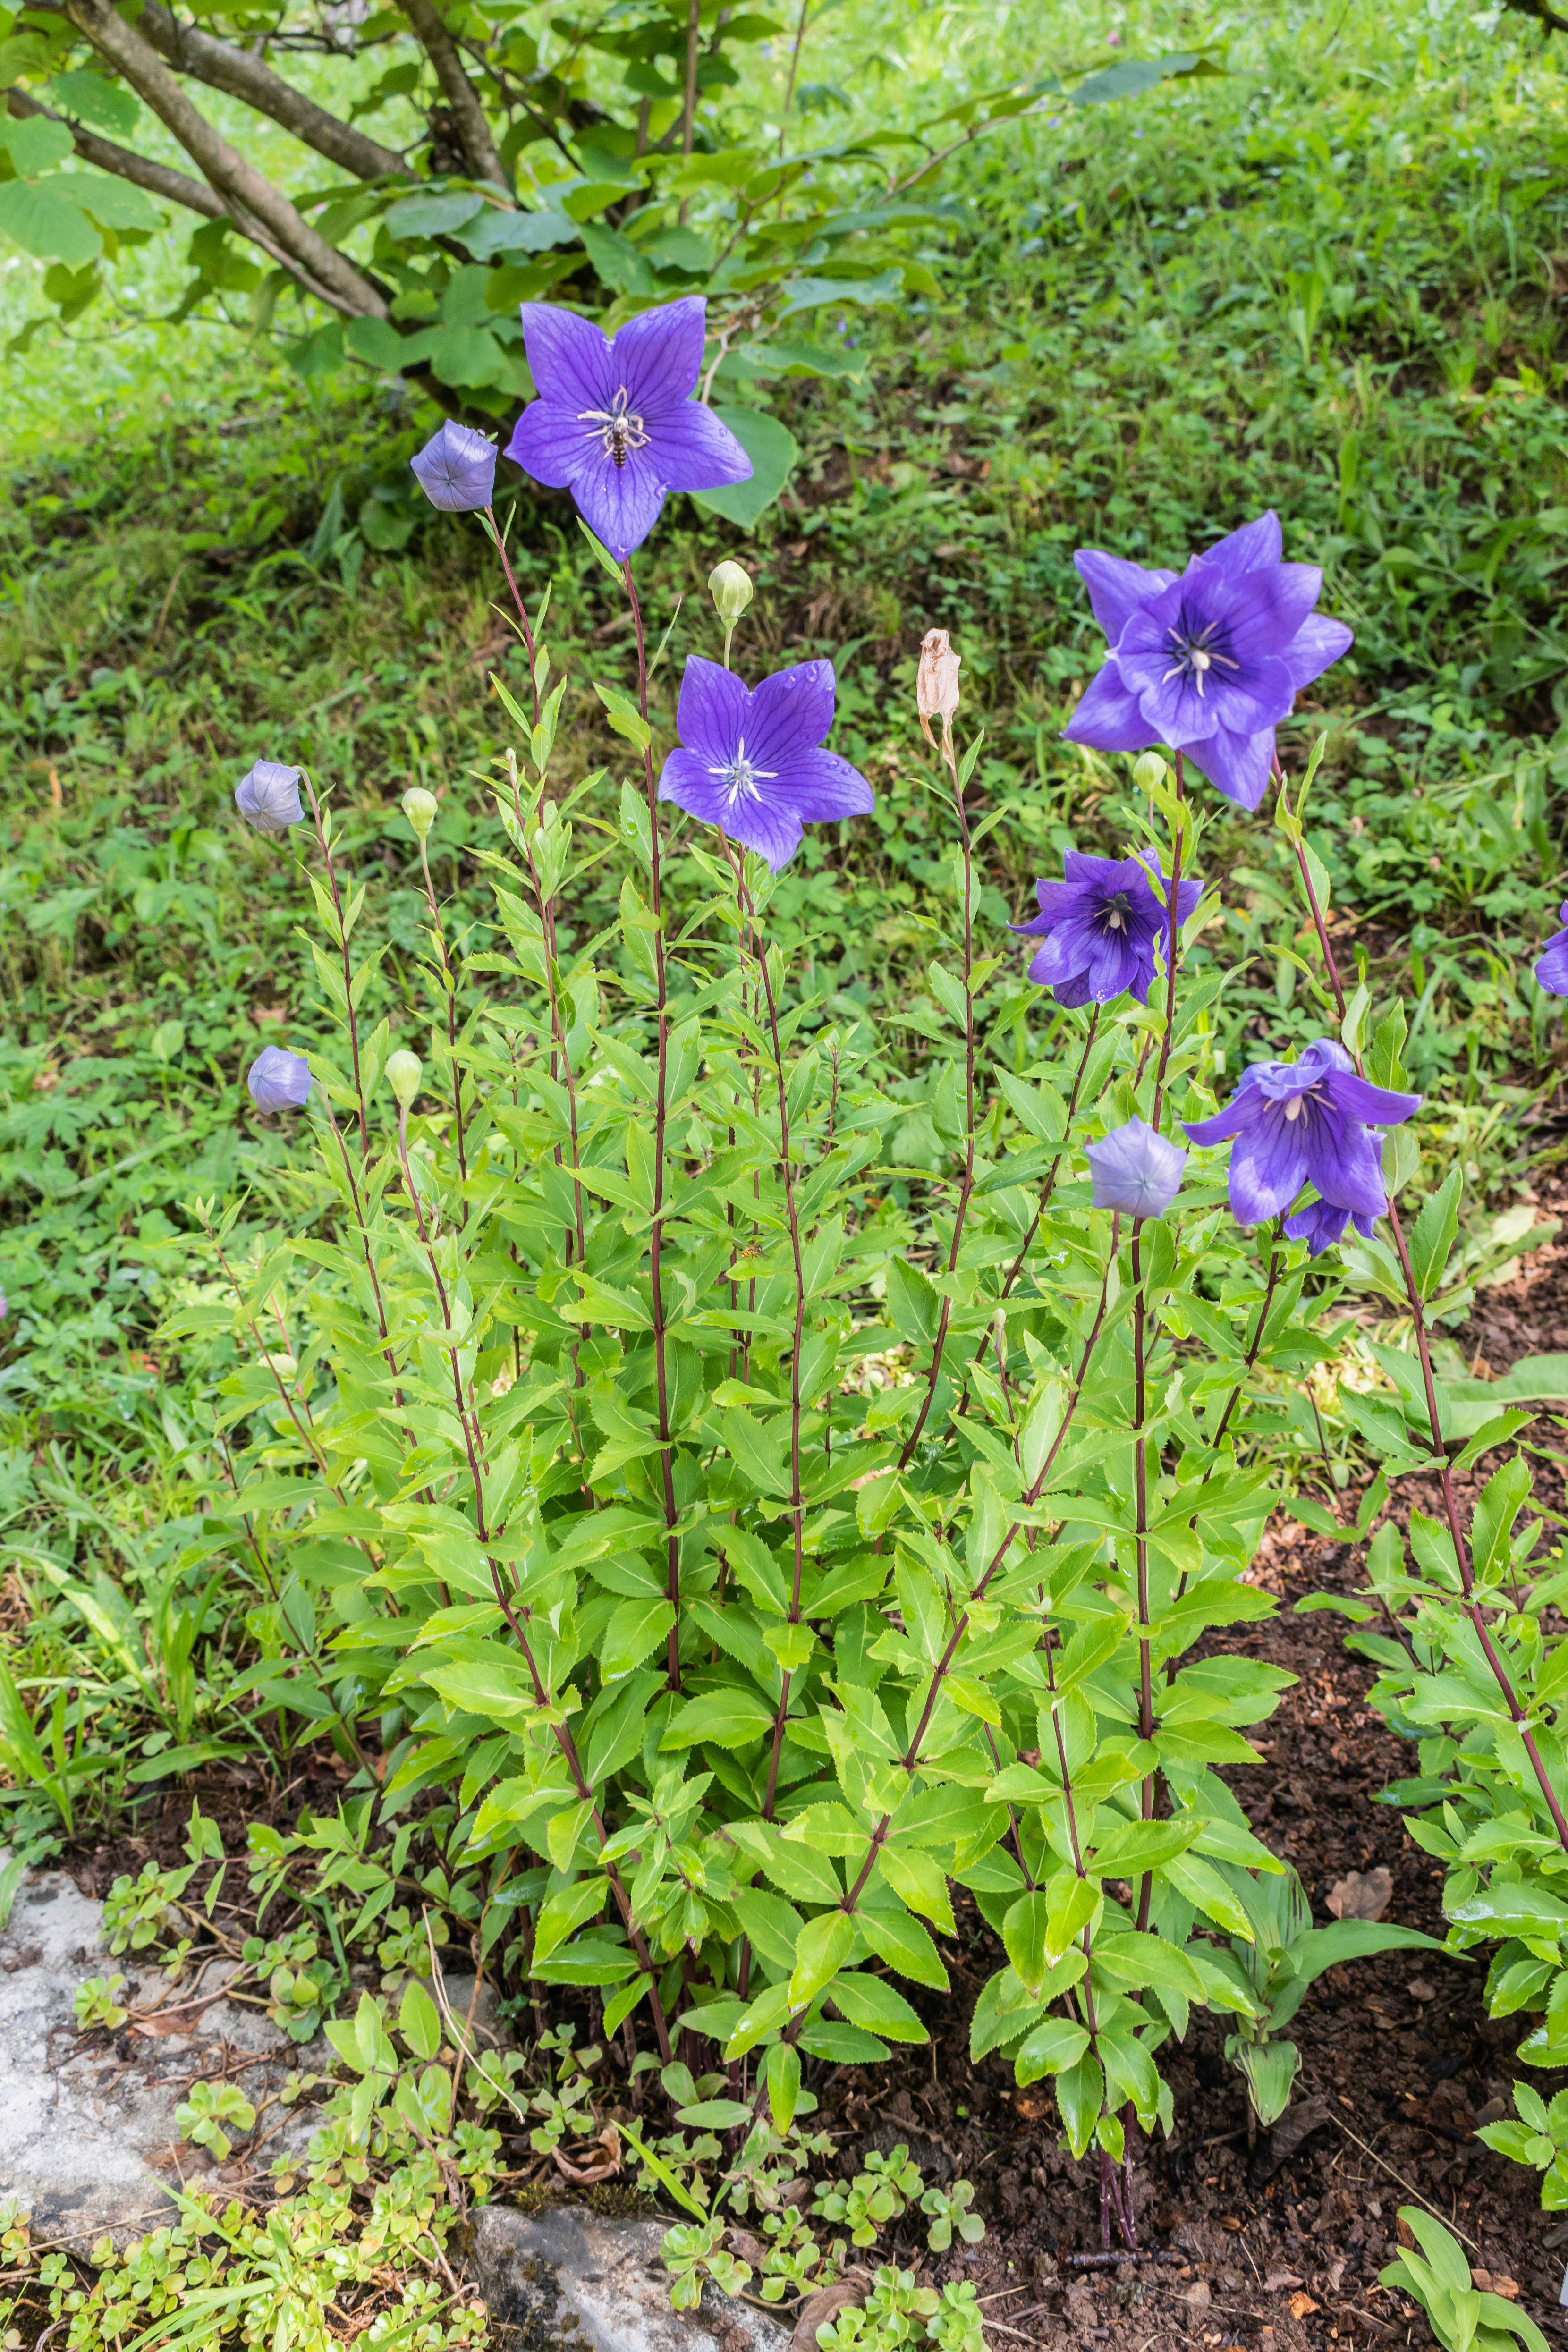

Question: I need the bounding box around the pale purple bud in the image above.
[1086,1117,1186,1218]
[248,1046,312,1113]
[410,421,497,513]
[236,761,305,838]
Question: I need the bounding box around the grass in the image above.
[4,0,1568,2328]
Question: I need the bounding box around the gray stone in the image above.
[0,1860,312,2245]
[469,2204,791,2352]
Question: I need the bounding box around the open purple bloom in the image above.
[1183,1039,1419,1227]
[504,296,751,561]
[1086,1117,1186,1218]
[657,654,872,872]
[410,420,497,513]
[248,1046,312,1112]
[1012,849,1203,1007]
[1535,900,1568,996]
[1284,1193,1376,1258]
[236,761,305,838]
[1063,513,1353,812]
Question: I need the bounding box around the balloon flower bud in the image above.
[386,1049,423,1108]
[917,628,962,747]
[1085,1117,1186,1220]
[402,787,438,840]
[410,420,497,514]
[235,761,305,838]
[709,560,754,623]
[1132,752,1168,793]
[247,1046,312,1113]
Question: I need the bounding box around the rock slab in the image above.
[0,1862,294,2243]
[470,2206,790,2352]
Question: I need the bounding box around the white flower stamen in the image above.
[707,734,779,811]
[576,385,651,469]
[1161,617,1241,699]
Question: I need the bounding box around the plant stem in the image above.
[622,557,683,1696]
[483,503,539,724]
[416,832,467,1187]
[299,770,368,1158]
[1148,750,1186,1134]
[1284,785,1568,1853]
[896,719,979,1473]
[1132,1218,1155,1934]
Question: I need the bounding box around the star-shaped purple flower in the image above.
[1183,1039,1420,1228]
[504,297,751,561]
[1011,848,1203,1007]
[1534,901,1568,997]
[410,420,497,513]
[657,654,873,872]
[248,1046,312,1112]
[236,761,305,838]
[1284,1193,1376,1258]
[1086,1117,1186,1218]
[1063,513,1353,812]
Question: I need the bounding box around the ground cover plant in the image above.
[10,0,1568,2345]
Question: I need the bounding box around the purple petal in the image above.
[1179,726,1276,812]
[504,399,590,489]
[651,398,754,491]
[767,746,873,824]
[1193,511,1282,579]
[610,296,707,415]
[1284,1194,1374,1256]
[1322,1069,1423,1127]
[1182,1096,1263,1148]
[1062,660,1158,753]
[658,747,807,871]
[572,453,669,561]
[1283,611,1354,690]
[1302,1106,1388,1219]
[1072,548,1178,643]
[1034,962,1096,1007]
[517,303,616,409]
[1221,564,1329,668]
[675,654,749,766]
[1228,1110,1309,1225]
[737,660,836,769]
[1535,931,1568,997]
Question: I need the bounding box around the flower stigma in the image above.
[576,385,651,468]
[1161,614,1239,698]
[707,735,778,810]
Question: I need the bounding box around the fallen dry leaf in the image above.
[1326,1866,1392,1921]
[1288,2293,1321,2320]
[791,2275,871,2352]
[550,2125,620,2184]
[1264,2271,1304,2293]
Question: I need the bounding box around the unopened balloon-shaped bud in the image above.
[1086,1117,1186,1219]
[410,420,497,513]
[236,761,305,838]
[387,1049,423,1108]
[1132,752,1168,793]
[402,787,438,840]
[917,628,962,746]
[247,1046,312,1112]
[709,560,754,623]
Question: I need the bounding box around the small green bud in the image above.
[402,787,438,839]
[386,1049,422,1108]
[1132,753,1168,792]
[709,560,754,624]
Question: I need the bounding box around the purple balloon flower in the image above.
[248,1046,312,1112]
[1183,1039,1420,1227]
[657,654,873,872]
[1086,1117,1187,1218]
[1284,1193,1376,1258]
[504,296,752,561]
[1063,513,1353,812]
[236,761,305,838]
[410,420,497,513]
[1534,901,1568,996]
[1011,848,1203,1007]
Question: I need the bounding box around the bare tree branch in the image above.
[133,0,414,184]
[59,0,389,317]
[3,85,377,312]
[399,0,505,187]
